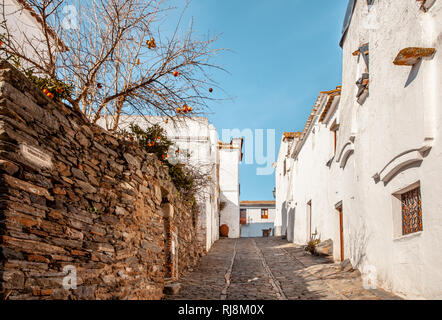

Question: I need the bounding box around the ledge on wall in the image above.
[336,138,355,169]
[393,47,436,66]
[372,145,432,184]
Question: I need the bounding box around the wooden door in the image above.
[306,201,312,242]
[338,207,344,262]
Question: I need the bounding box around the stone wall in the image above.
[0,61,203,300]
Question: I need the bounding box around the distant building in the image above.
[239,201,276,238]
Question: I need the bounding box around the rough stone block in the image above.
[161,203,174,218]
[314,239,333,256]
[341,259,354,272]
[163,283,181,295]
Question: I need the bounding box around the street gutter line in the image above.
[220,239,237,300]
[254,239,288,300]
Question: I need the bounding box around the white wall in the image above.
[1,0,60,65]
[219,140,242,239]
[340,0,442,299]
[274,137,297,236]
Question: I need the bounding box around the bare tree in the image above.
[0,0,225,129]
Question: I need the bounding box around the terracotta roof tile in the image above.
[283,132,301,141]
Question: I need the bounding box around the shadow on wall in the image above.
[287,207,296,243]
[219,195,239,238]
[405,59,423,88]
[348,223,370,270]
[281,201,288,237]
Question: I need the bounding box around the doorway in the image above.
[337,204,344,262]
[306,200,312,243]
[287,208,295,242]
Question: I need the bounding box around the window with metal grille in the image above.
[261,209,269,219]
[401,187,423,235]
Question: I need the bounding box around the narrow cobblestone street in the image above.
[165,238,400,300]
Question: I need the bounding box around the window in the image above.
[283,159,287,176]
[261,209,269,219]
[401,187,423,235]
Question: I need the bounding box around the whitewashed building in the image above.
[100,116,243,251]
[218,138,243,239]
[274,132,300,238]
[240,201,276,238]
[0,0,67,64]
[276,0,442,299]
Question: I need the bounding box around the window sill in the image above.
[393,231,423,242]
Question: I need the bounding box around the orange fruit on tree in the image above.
[173,71,179,77]
[42,88,49,94]
[209,88,213,93]
[176,107,182,113]
[183,105,188,112]
[188,106,193,112]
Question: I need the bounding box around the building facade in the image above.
[276,0,442,299]
[240,201,276,238]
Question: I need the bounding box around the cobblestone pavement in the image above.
[164,237,400,300]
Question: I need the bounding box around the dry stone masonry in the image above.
[0,62,203,300]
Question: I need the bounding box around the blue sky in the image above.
[171,0,348,201]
